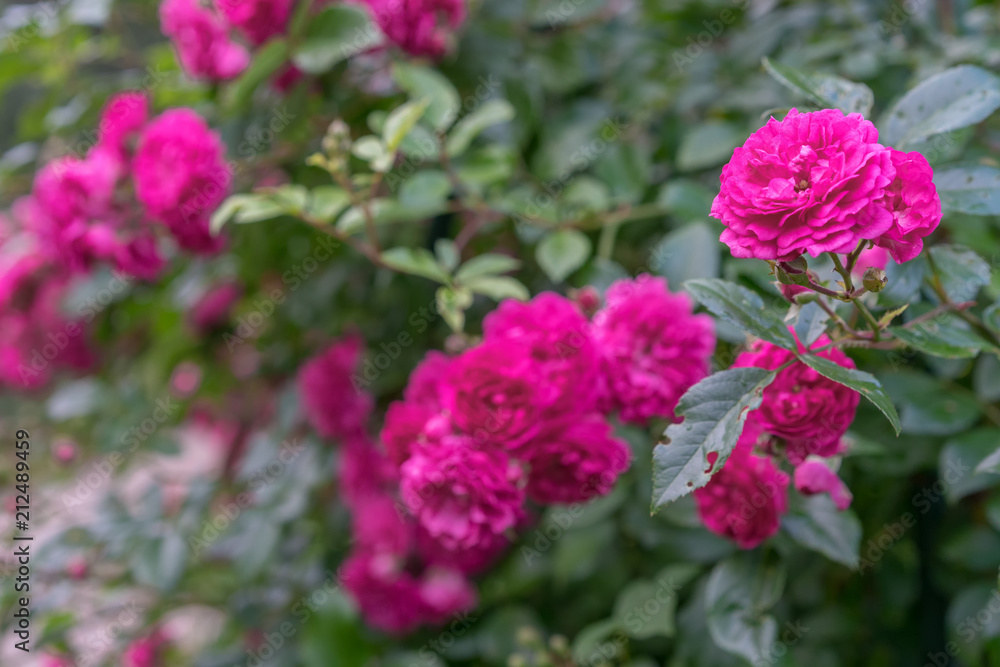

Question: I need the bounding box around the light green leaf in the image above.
[234,197,288,224]
[381,247,451,284]
[383,98,430,151]
[536,229,592,283]
[210,194,254,234]
[445,99,516,157]
[790,301,830,347]
[399,170,452,209]
[684,278,797,349]
[434,238,459,272]
[306,186,351,222]
[352,136,387,161]
[762,57,874,115]
[798,355,901,434]
[463,275,530,301]
[454,254,522,282]
[651,222,721,287]
[292,5,375,74]
[676,122,743,172]
[652,368,777,509]
[392,62,460,131]
[934,165,1000,216]
[783,495,862,568]
[880,65,1000,148]
[891,314,992,359]
[227,39,290,108]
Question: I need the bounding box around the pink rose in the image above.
[733,334,860,463]
[442,340,548,450]
[483,292,601,414]
[340,435,398,508]
[160,0,250,81]
[694,420,790,549]
[873,149,942,263]
[215,0,295,45]
[403,350,453,408]
[711,109,896,261]
[363,0,465,58]
[341,550,427,634]
[134,108,231,254]
[794,459,853,510]
[522,414,631,505]
[418,567,477,623]
[189,282,242,332]
[592,275,715,424]
[96,91,149,159]
[381,400,451,465]
[122,630,168,667]
[400,441,525,552]
[298,335,373,440]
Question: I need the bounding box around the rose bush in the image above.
[3,0,1000,666]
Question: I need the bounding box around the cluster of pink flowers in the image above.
[160,0,466,83]
[297,277,715,632]
[16,92,230,280]
[695,331,856,549]
[0,236,93,390]
[711,108,942,264]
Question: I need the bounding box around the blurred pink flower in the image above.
[215,0,295,45]
[794,458,853,510]
[160,0,250,80]
[592,275,715,424]
[522,414,630,505]
[733,333,860,463]
[134,108,231,254]
[363,0,465,58]
[298,335,374,440]
[53,437,78,464]
[96,91,150,159]
[122,630,168,667]
[694,419,790,549]
[189,282,242,332]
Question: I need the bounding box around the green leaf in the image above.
[652,368,777,510]
[890,314,992,359]
[705,556,784,664]
[292,5,375,74]
[383,98,430,151]
[445,99,516,157]
[380,247,451,284]
[798,355,901,435]
[536,229,592,283]
[270,184,308,212]
[657,179,718,222]
[436,285,470,332]
[306,186,351,222]
[434,238,460,272]
[941,429,1000,502]
[351,135,387,161]
[762,57,874,115]
[684,278,797,349]
[454,254,522,282]
[398,170,452,209]
[880,65,1000,148]
[934,164,1000,216]
[929,245,991,303]
[234,196,288,224]
[336,199,447,234]
[782,495,862,569]
[227,39,290,108]
[613,579,679,639]
[790,301,830,347]
[651,222,721,287]
[210,194,254,234]
[464,275,530,301]
[392,62,460,131]
[676,121,743,172]
[881,371,981,436]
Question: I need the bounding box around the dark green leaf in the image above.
[652,368,776,509]
[762,57,874,115]
[934,165,1000,216]
[799,354,901,434]
[684,278,797,349]
[651,222,721,288]
[782,495,862,569]
[536,229,592,282]
[929,245,991,303]
[292,5,374,74]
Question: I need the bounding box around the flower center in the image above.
[795,179,809,192]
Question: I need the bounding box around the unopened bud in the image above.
[778,255,808,274]
[322,119,352,155]
[862,267,887,293]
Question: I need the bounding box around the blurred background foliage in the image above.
[2,0,1000,665]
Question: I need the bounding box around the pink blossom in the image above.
[363,0,465,58]
[96,91,149,159]
[733,334,860,463]
[67,556,89,580]
[592,275,715,424]
[403,350,453,408]
[53,438,78,464]
[418,567,477,623]
[160,0,250,80]
[694,420,790,549]
[351,493,412,555]
[400,441,525,552]
[171,361,203,397]
[134,108,231,254]
[711,109,896,261]
[298,335,373,440]
[215,0,295,45]
[416,526,509,574]
[873,149,942,263]
[40,655,74,667]
[794,459,853,510]
[340,435,399,507]
[522,414,631,505]
[122,630,168,667]
[189,282,242,332]
[442,340,547,450]
[340,550,428,634]
[381,400,449,465]
[483,292,601,414]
